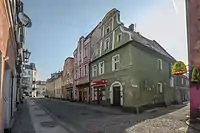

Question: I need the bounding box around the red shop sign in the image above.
[91,79,107,86]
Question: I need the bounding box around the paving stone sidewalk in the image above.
[12,100,35,133]
[83,103,200,133]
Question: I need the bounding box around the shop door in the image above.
[79,91,82,102]
[113,86,120,106]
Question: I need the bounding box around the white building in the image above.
[22,63,37,96]
[32,81,46,98]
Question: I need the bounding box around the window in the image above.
[99,61,105,75]
[75,70,78,79]
[157,59,163,70]
[92,65,97,77]
[170,77,174,87]
[84,65,87,76]
[112,54,120,71]
[66,73,69,78]
[186,79,189,86]
[106,26,110,34]
[117,33,122,42]
[28,71,31,75]
[79,68,82,77]
[84,47,87,57]
[181,78,184,85]
[104,37,110,50]
[157,83,163,93]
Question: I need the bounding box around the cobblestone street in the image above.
[11,98,200,133]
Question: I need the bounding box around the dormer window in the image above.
[106,26,110,34]
[117,33,122,43]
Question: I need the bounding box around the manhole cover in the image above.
[94,110,103,114]
[34,107,41,110]
[35,114,47,117]
[81,112,88,115]
[40,121,57,128]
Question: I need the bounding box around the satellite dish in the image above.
[18,12,32,27]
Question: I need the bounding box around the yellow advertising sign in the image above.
[171,61,187,75]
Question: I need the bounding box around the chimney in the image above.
[129,24,135,32]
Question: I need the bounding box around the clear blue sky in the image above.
[24,0,185,80]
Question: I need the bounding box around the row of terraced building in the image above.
[46,8,189,113]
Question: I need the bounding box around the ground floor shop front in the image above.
[62,84,73,101]
[90,77,175,113]
[90,79,124,107]
[75,83,90,103]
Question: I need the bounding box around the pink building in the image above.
[73,36,91,102]
[186,0,200,118]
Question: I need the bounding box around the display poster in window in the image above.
[171,61,187,75]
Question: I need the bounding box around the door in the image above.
[113,86,120,106]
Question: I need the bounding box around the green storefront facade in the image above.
[89,8,188,113]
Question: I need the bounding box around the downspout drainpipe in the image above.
[89,62,91,104]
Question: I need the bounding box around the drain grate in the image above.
[40,121,57,128]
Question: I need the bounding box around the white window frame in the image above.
[117,33,122,43]
[104,37,110,50]
[84,65,87,76]
[112,54,120,71]
[106,26,110,34]
[181,78,184,85]
[84,47,87,57]
[92,65,97,77]
[157,59,163,70]
[99,61,105,75]
[170,77,174,87]
[157,83,163,93]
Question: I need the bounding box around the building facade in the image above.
[61,57,74,100]
[186,0,200,119]
[46,77,56,98]
[32,81,46,98]
[54,71,62,99]
[73,36,91,102]
[89,8,188,112]
[0,0,31,132]
[22,63,36,96]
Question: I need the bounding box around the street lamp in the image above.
[23,49,31,63]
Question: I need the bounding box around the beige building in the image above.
[54,73,62,99]
[62,57,74,100]
[46,71,62,99]
[46,78,55,98]
[46,72,60,98]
